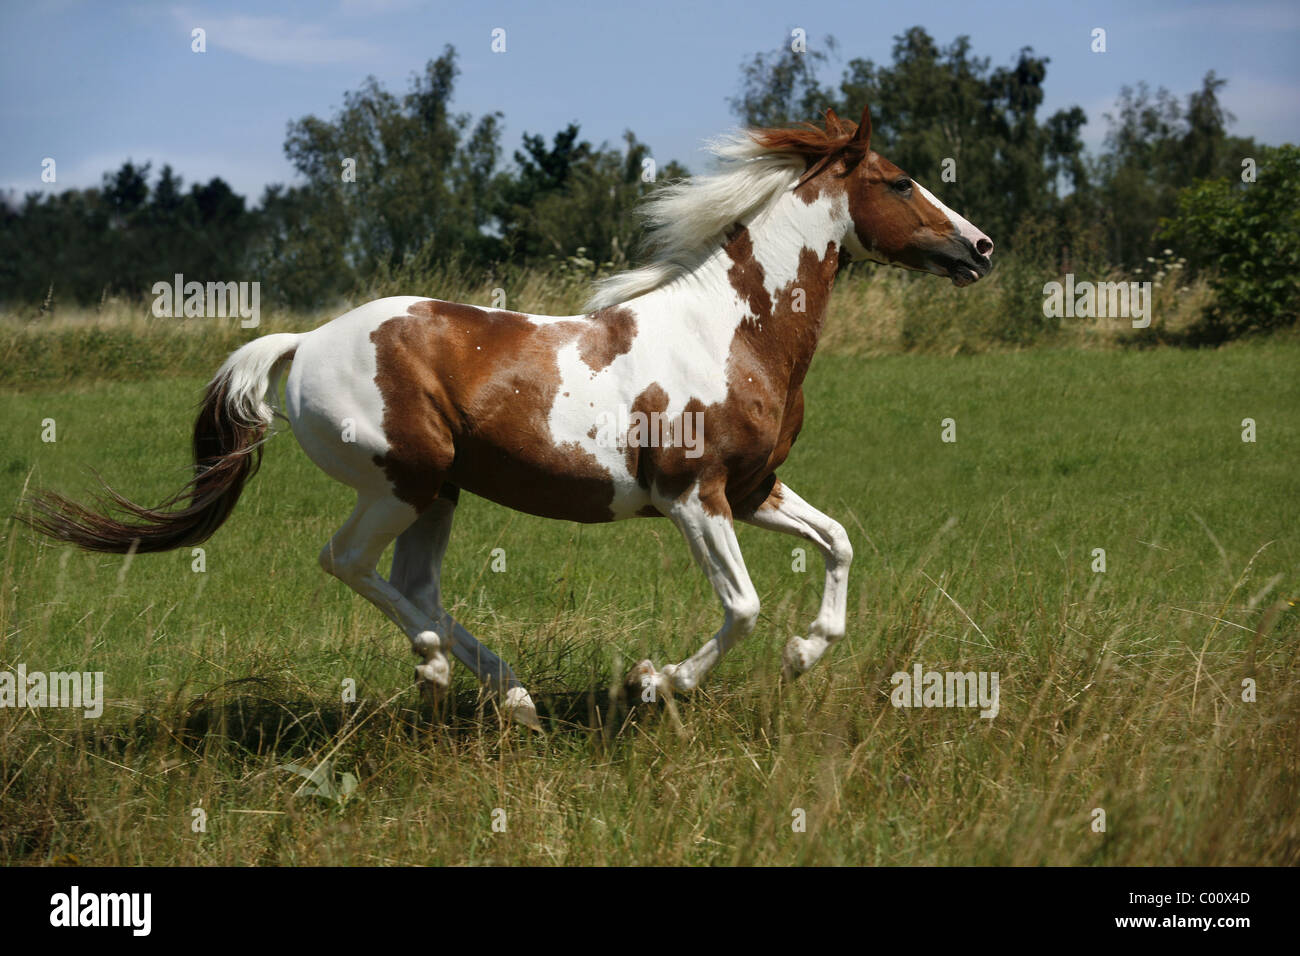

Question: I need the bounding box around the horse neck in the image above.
[642,187,846,388]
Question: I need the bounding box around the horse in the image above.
[23,105,993,731]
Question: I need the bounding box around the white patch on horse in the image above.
[286,295,428,495]
[747,189,847,304]
[915,181,985,248]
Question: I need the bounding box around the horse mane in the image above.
[583,113,861,311]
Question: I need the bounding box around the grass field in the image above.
[1,337,1297,865]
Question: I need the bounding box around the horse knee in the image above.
[730,596,761,636]
[827,521,853,568]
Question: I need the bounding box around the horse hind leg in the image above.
[318,493,455,708]
[389,488,541,731]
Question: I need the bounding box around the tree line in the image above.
[1,29,1294,337]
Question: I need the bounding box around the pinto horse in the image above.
[24,105,992,730]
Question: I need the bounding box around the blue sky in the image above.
[3,0,1298,203]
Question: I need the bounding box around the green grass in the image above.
[1,341,1297,865]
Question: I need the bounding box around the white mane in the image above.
[583,132,805,311]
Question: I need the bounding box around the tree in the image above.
[271,45,501,302]
[495,125,676,267]
[1093,72,1258,266]
[729,38,834,128]
[0,162,258,307]
[1160,143,1300,340]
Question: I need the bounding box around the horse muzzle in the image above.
[930,236,993,288]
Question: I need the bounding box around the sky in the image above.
[2,0,1298,203]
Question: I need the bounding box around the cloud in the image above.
[172,7,382,65]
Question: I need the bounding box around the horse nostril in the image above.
[976,237,993,257]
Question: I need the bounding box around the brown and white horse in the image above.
[25,106,992,730]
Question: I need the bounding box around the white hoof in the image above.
[782,635,828,680]
[626,659,673,700]
[501,686,543,733]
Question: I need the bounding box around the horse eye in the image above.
[893,179,913,194]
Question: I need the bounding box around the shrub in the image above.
[1160,144,1300,341]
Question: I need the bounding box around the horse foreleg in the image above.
[629,485,761,697]
[740,479,853,678]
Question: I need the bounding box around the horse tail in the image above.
[21,333,301,554]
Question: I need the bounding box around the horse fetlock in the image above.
[410,629,442,658]
[809,615,846,644]
[663,663,697,693]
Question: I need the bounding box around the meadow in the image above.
[0,279,1297,865]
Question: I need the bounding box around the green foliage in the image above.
[494,127,675,268]
[0,45,673,312]
[1159,144,1300,340]
[278,761,360,810]
[1090,73,1259,267]
[0,162,253,305]
[261,47,502,307]
[729,36,836,127]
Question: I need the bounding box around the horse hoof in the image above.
[626,659,672,701]
[417,678,446,708]
[783,635,820,680]
[626,659,655,685]
[502,686,544,733]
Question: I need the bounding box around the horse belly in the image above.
[446,408,650,522]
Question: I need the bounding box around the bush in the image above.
[1160,144,1300,341]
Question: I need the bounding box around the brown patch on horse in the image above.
[623,382,668,486]
[844,154,954,269]
[578,306,637,373]
[370,301,618,521]
[632,235,841,518]
[750,106,956,267]
[724,225,771,318]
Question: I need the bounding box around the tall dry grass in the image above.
[0,251,1221,391]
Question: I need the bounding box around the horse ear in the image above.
[849,104,872,151]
